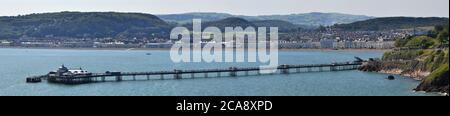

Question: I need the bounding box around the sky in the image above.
[0,0,449,17]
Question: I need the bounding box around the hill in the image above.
[251,20,301,32]
[253,12,373,26]
[204,17,256,29]
[334,17,449,31]
[0,12,172,39]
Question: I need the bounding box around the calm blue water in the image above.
[0,48,432,96]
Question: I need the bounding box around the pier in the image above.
[26,61,363,84]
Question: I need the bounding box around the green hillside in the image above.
[0,12,172,39]
[334,17,449,31]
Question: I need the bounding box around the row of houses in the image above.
[93,41,175,48]
[12,41,175,48]
[279,40,395,49]
[2,39,395,49]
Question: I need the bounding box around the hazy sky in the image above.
[1,0,449,17]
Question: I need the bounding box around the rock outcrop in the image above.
[415,65,449,94]
[359,49,449,95]
[359,60,430,80]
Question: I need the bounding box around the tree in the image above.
[437,30,449,44]
[434,25,444,32]
[405,36,438,49]
[317,25,327,32]
[394,36,412,47]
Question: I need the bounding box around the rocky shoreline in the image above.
[359,59,449,95]
[378,69,429,81]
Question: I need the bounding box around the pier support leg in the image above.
[281,69,289,74]
[101,76,105,82]
[147,75,150,80]
[160,75,164,80]
[230,71,237,77]
[204,73,208,78]
[217,72,221,77]
[174,70,182,79]
[191,73,195,78]
[330,66,336,71]
[281,65,290,74]
[174,74,181,79]
[116,76,122,82]
[229,67,237,77]
[133,75,136,81]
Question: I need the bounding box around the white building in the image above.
[68,68,90,75]
[0,40,12,46]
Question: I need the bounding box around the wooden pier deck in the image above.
[26,61,362,84]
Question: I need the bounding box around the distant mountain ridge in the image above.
[156,12,233,24]
[157,12,374,26]
[182,17,301,32]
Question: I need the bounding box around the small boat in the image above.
[146,53,152,55]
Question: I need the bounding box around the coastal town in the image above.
[0,29,424,49]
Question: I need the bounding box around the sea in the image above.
[0,48,434,96]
